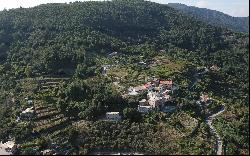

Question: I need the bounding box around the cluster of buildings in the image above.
[128,78,177,114]
[137,90,172,114]
[105,82,173,120]
[128,78,174,96]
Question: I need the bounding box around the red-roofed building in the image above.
[160,80,173,86]
[144,82,152,88]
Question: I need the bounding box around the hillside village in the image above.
[0,0,248,155]
[1,60,225,155]
[0,60,223,155]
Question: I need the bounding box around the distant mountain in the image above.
[168,3,249,33]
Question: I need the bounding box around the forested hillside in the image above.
[0,0,249,155]
[0,0,229,75]
[168,3,249,33]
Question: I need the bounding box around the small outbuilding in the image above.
[106,112,121,121]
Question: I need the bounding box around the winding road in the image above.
[205,102,225,155]
[190,67,225,155]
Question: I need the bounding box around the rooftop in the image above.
[139,99,147,102]
[106,112,120,115]
[160,80,173,85]
[0,141,16,155]
[138,105,151,108]
[22,107,34,113]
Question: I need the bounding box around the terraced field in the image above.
[33,103,69,134]
[34,78,72,132]
[19,77,73,154]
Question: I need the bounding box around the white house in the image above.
[101,65,111,75]
[147,92,156,100]
[27,100,33,105]
[108,52,118,57]
[20,107,35,119]
[0,141,17,155]
[147,92,170,108]
[148,96,165,108]
[138,105,152,114]
[162,94,171,102]
[128,89,139,96]
[106,112,121,121]
[139,99,147,106]
[138,61,147,66]
[41,149,54,155]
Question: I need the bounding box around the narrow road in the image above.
[190,67,225,155]
[205,102,225,155]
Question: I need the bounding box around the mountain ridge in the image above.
[168,3,249,32]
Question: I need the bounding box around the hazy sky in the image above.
[0,0,249,17]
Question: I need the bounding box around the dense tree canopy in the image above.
[0,0,248,155]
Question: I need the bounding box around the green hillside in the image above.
[0,0,248,155]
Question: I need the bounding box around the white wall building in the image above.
[138,105,152,114]
[162,94,171,102]
[148,96,164,108]
[20,107,35,119]
[106,112,121,121]
[139,99,147,106]
[147,92,164,108]
[0,141,17,155]
[27,100,33,105]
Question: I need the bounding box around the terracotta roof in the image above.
[144,83,152,88]
[106,112,120,115]
[160,80,173,85]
